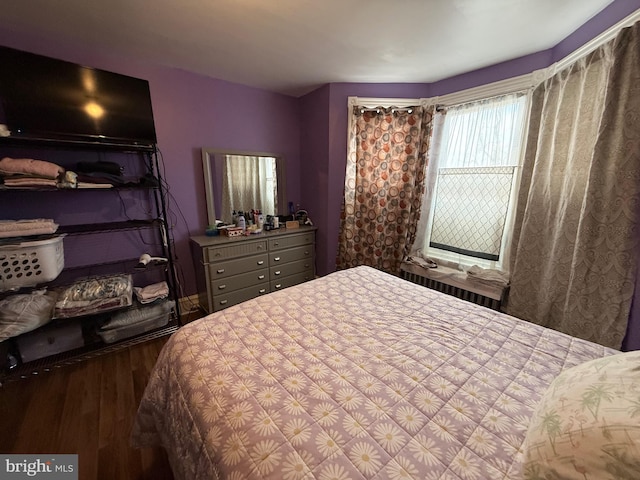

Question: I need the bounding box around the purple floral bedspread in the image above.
[131,266,615,479]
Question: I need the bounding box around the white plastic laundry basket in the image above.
[0,235,65,291]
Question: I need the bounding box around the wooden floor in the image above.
[0,334,175,480]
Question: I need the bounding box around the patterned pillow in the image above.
[521,350,640,479]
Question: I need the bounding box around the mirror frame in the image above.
[201,148,287,226]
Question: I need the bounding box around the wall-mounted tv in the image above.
[0,46,157,148]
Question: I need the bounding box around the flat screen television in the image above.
[0,46,157,148]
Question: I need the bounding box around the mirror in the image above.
[202,148,287,225]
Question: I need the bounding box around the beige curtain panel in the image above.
[506,22,640,349]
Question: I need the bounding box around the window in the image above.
[418,92,529,271]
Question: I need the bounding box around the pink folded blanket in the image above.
[0,157,64,179]
[134,281,169,304]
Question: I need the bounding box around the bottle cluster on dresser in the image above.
[232,209,280,232]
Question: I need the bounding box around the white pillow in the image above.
[0,290,55,341]
[522,350,640,479]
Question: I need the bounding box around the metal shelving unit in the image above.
[0,139,180,383]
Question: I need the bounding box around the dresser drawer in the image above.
[205,240,267,262]
[271,270,315,292]
[268,232,314,251]
[212,268,269,293]
[270,259,314,280]
[269,245,313,266]
[191,228,316,313]
[213,282,270,311]
[208,253,269,279]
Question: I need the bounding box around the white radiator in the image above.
[400,266,504,311]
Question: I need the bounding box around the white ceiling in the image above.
[2,0,615,97]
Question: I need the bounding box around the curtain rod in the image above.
[354,105,419,114]
[435,89,530,111]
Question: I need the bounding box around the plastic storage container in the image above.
[15,319,84,363]
[0,236,65,291]
[97,299,174,344]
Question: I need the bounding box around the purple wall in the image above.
[298,85,331,274]
[0,29,301,297]
[147,69,301,293]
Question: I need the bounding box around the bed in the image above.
[131,266,631,479]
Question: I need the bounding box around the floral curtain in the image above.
[337,106,434,274]
[505,23,640,349]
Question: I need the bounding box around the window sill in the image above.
[401,261,505,301]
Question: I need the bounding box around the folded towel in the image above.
[2,177,58,188]
[0,157,64,179]
[76,182,114,189]
[466,265,510,287]
[0,219,59,238]
[0,219,57,233]
[134,281,169,304]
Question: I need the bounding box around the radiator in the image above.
[400,268,503,311]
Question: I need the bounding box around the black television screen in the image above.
[0,46,157,148]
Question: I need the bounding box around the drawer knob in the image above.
[257,260,264,265]
[275,284,282,289]
[258,274,265,280]
[275,270,281,275]
[214,252,221,257]
[273,242,279,247]
[220,300,228,305]
[304,251,309,255]
[217,268,225,274]
[257,245,263,250]
[218,285,226,290]
[274,256,281,261]
[259,288,266,294]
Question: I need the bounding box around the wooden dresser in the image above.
[190,226,316,313]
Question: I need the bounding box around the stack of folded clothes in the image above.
[466,264,510,287]
[75,160,125,188]
[1,157,158,189]
[0,156,64,188]
[0,219,59,239]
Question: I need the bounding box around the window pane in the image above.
[440,95,527,168]
[429,166,515,260]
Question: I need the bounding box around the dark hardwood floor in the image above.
[0,334,175,480]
